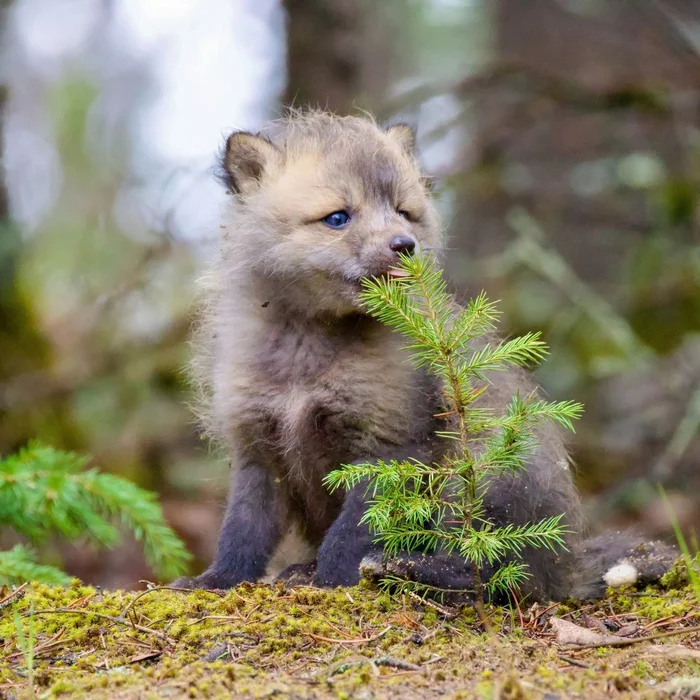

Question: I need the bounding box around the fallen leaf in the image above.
[580,613,608,633]
[128,651,162,664]
[581,613,608,634]
[616,623,639,637]
[550,618,628,646]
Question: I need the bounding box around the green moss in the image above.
[0,581,697,698]
[633,660,655,680]
[607,584,697,621]
[660,555,700,591]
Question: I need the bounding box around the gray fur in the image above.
[175,111,676,600]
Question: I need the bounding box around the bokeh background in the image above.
[1,0,699,589]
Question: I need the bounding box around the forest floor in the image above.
[0,567,699,699]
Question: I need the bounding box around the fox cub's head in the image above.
[220,111,443,317]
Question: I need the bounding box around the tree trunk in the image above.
[446,0,700,528]
[283,0,401,115]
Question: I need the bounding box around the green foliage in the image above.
[326,253,583,605]
[0,546,71,587]
[0,443,191,586]
[13,602,35,699]
[660,488,700,603]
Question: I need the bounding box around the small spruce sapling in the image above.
[325,253,583,606]
[0,442,191,585]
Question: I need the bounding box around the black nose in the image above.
[389,235,416,255]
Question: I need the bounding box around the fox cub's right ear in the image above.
[222,132,281,195]
[385,123,417,156]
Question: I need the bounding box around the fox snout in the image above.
[388,235,416,255]
[355,233,418,281]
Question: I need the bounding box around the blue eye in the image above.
[322,210,351,229]
[398,210,410,220]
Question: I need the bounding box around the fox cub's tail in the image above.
[571,532,677,600]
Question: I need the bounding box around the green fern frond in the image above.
[0,444,191,584]
[75,471,191,580]
[0,545,71,587]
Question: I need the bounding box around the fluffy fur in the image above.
[175,111,676,601]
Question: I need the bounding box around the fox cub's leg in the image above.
[174,461,286,589]
[313,446,437,588]
[314,483,375,587]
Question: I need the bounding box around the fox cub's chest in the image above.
[241,325,421,466]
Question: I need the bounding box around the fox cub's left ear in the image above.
[222,132,282,195]
[385,123,417,156]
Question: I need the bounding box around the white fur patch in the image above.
[260,525,315,583]
[359,554,385,579]
[556,457,570,472]
[604,561,639,588]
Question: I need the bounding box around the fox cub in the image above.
[175,111,675,601]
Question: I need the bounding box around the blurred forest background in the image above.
[1,0,699,589]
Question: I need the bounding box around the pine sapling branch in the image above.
[326,251,583,609]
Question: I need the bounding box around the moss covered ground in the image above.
[0,573,698,699]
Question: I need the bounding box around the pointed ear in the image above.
[385,123,417,156]
[222,132,281,194]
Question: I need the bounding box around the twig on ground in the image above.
[574,624,700,650]
[28,608,175,645]
[0,583,29,611]
[558,655,592,669]
[305,626,392,646]
[119,585,223,620]
[7,629,66,662]
[186,615,244,628]
[373,656,422,672]
[407,591,455,618]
